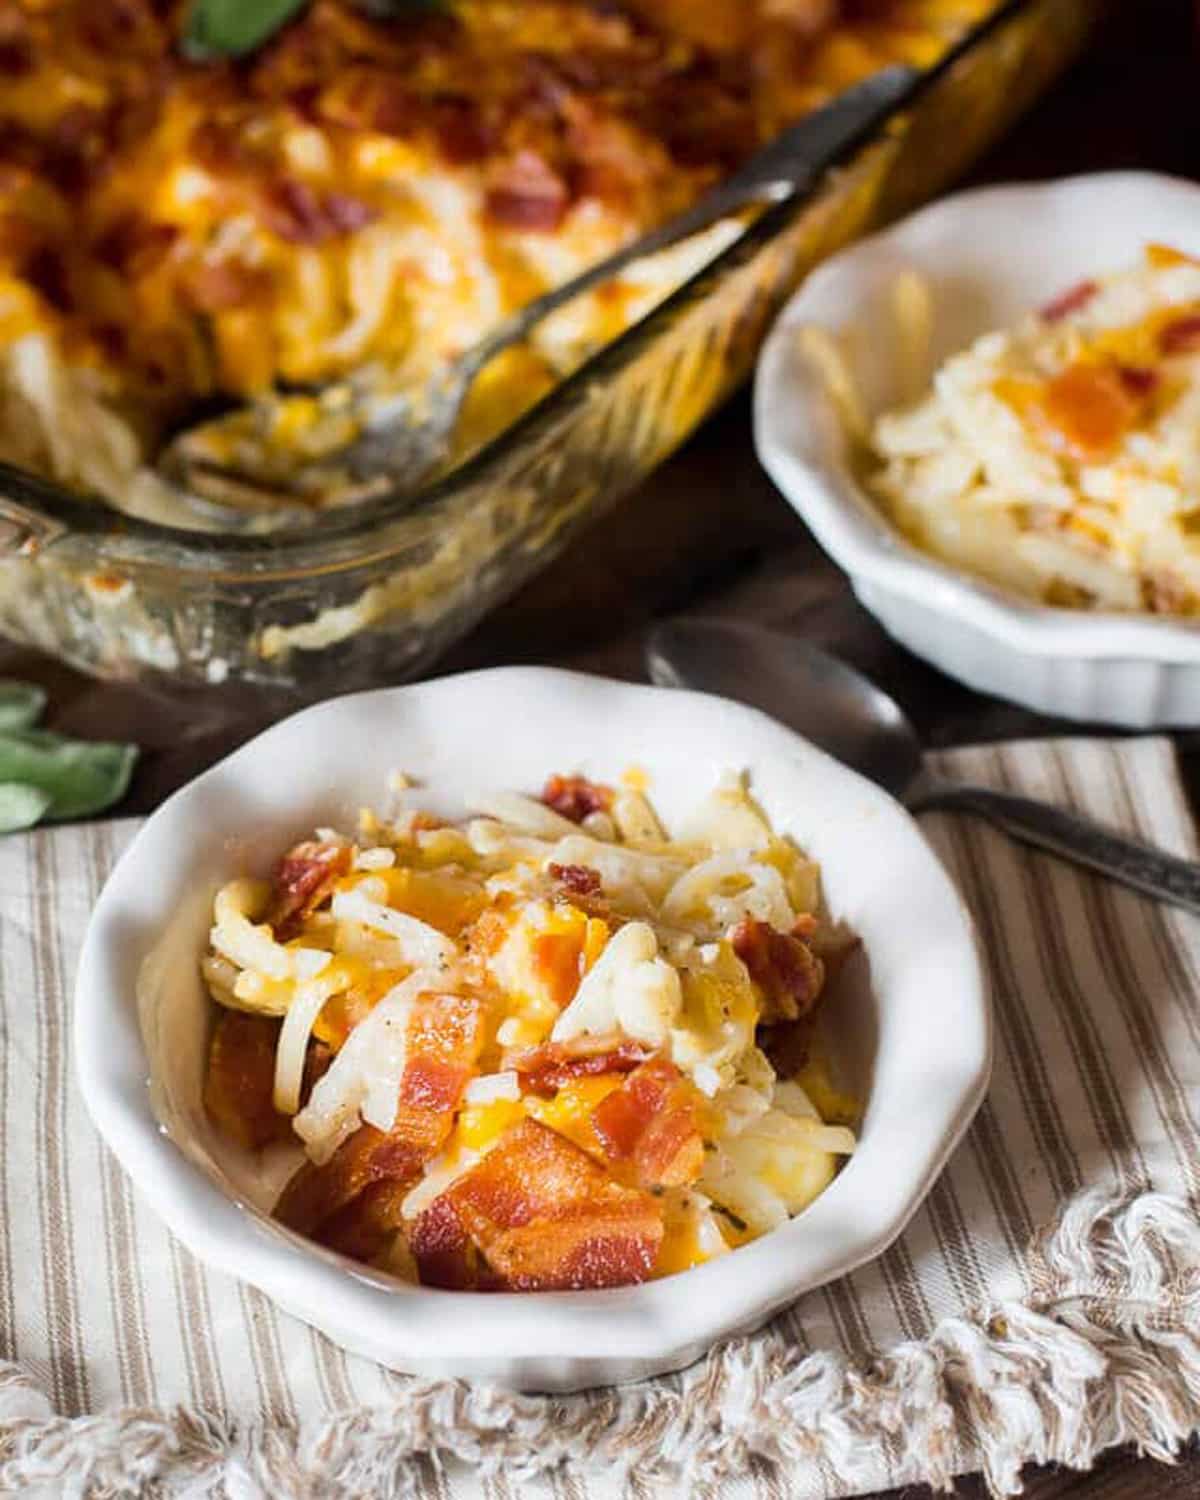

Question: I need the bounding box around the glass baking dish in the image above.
[0,0,1105,696]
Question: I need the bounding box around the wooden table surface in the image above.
[6,1,1199,1493]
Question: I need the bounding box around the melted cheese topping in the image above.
[0,0,995,519]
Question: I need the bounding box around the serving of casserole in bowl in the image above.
[754,171,1200,726]
[201,764,861,1289]
[75,668,988,1388]
[0,0,1102,693]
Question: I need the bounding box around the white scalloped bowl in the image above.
[75,667,986,1391]
[754,172,1200,727]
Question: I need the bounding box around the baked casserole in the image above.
[1,0,993,525]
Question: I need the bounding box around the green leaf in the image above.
[0,729,138,821]
[0,783,52,835]
[182,0,446,58]
[183,0,309,59]
[0,680,46,732]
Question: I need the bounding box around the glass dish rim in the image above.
[2,0,1035,576]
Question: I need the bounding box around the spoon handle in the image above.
[914,781,1200,917]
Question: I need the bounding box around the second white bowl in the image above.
[754,171,1200,727]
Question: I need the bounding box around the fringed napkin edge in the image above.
[1,1186,1198,1498]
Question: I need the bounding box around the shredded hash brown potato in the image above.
[0,0,993,522]
[201,768,859,1290]
[861,245,1200,614]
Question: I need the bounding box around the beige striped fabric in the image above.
[2,737,1200,1498]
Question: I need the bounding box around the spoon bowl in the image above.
[647,617,922,795]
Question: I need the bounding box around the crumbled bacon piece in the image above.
[1159,314,1200,356]
[760,1016,816,1079]
[1115,363,1159,398]
[408,1194,480,1289]
[93,214,179,275]
[393,990,485,1124]
[512,1038,652,1096]
[317,68,417,135]
[411,1119,663,1290]
[484,150,569,231]
[0,11,31,78]
[432,97,497,165]
[760,926,860,1077]
[316,1177,410,1264]
[561,95,653,207]
[203,1011,292,1151]
[78,0,161,53]
[400,1052,470,1113]
[49,102,107,155]
[25,245,72,313]
[0,210,40,266]
[545,862,612,922]
[320,71,496,164]
[548,862,602,897]
[1040,279,1097,323]
[541,774,614,823]
[276,991,484,1239]
[257,178,377,245]
[0,42,28,76]
[267,838,351,940]
[730,916,825,1023]
[648,73,756,169]
[275,1123,419,1238]
[590,1056,705,1188]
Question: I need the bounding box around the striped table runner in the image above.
[2,736,1200,1498]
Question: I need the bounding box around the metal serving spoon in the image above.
[156,65,922,523]
[647,617,1200,918]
